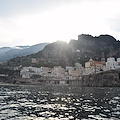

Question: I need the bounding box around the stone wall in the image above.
[79,70,120,87]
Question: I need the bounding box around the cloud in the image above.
[0,0,82,17]
[0,0,120,47]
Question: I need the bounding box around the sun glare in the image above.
[1,0,120,47]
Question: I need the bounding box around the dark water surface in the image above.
[0,85,120,120]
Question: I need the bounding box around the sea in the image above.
[0,84,120,120]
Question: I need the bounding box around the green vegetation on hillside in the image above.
[4,34,120,68]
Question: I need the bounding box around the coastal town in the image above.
[18,57,120,85]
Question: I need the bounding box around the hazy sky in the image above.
[0,0,120,47]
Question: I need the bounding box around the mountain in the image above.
[0,47,13,56]
[0,43,49,62]
[5,34,120,67]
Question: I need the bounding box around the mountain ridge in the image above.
[0,43,49,62]
[5,34,120,68]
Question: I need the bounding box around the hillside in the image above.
[0,43,49,62]
[5,34,120,68]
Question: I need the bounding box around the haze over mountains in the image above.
[0,43,49,62]
[5,34,120,68]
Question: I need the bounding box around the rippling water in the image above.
[0,85,120,120]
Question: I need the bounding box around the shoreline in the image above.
[0,82,120,87]
[0,69,120,87]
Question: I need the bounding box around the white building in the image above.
[52,66,65,79]
[66,66,74,71]
[117,58,120,65]
[106,58,118,70]
[20,67,42,78]
[75,63,85,74]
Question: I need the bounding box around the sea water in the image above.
[0,85,120,120]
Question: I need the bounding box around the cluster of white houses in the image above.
[20,64,84,80]
[20,57,120,80]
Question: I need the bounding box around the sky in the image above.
[0,0,120,47]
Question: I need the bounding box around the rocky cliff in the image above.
[5,34,120,68]
[79,70,120,87]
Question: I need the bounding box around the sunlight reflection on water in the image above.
[0,85,120,120]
